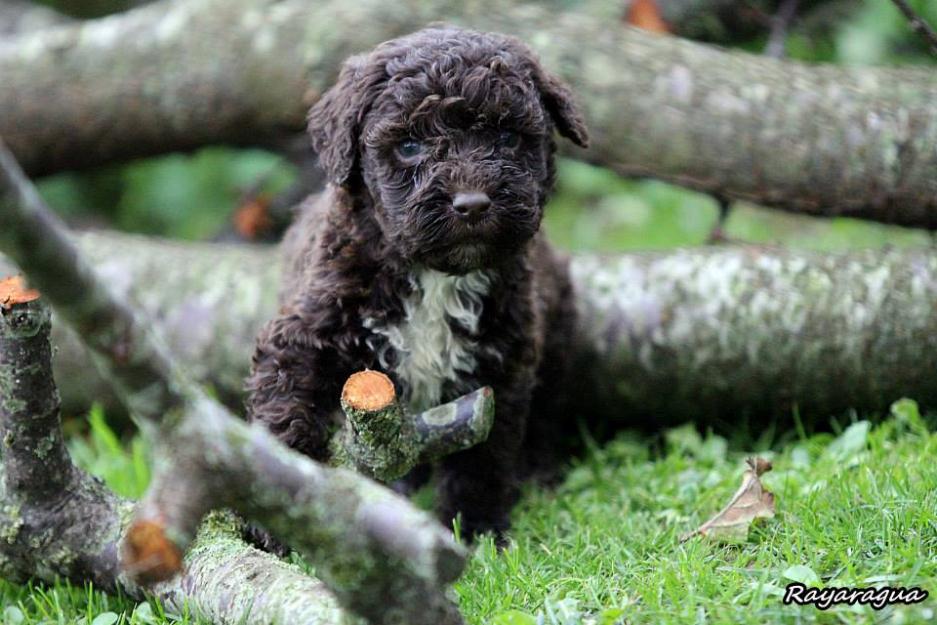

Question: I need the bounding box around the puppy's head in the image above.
[308,26,589,274]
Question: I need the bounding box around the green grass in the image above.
[458,400,937,624]
[3,401,935,624]
[0,586,204,625]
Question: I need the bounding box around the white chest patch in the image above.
[364,269,490,412]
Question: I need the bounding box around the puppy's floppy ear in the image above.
[534,69,590,148]
[307,55,385,187]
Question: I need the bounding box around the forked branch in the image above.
[0,287,347,625]
[0,137,467,625]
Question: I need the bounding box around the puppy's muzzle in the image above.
[452,191,491,224]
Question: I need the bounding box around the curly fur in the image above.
[364,268,491,412]
[246,25,588,541]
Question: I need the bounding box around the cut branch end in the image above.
[122,517,184,584]
[342,369,397,411]
[0,275,40,309]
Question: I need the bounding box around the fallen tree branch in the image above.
[334,370,495,481]
[0,282,123,589]
[8,230,937,428]
[0,287,347,625]
[2,0,935,228]
[0,139,467,624]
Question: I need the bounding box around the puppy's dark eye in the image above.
[395,138,424,160]
[496,130,520,149]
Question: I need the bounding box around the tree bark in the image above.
[0,0,73,36]
[2,0,936,228]
[0,295,124,591]
[334,371,495,481]
[0,294,350,625]
[567,247,937,429]
[6,232,937,428]
[0,139,467,625]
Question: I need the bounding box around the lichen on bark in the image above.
[569,247,937,427]
[0,138,468,625]
[333,371,496,482]
[0,283,406,625]
[1,0,934,228]
[8,231,937,429]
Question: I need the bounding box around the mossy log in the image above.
[5,229,937,429]
[0,292,350,625]
[1,0,934,228]
[0,139,467,624]
[0,288,124,591]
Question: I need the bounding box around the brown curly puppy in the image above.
[246,25,588,542]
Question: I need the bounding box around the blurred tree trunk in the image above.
[5,231,937,427]
[1,0,935,228]
[0,0,73,35]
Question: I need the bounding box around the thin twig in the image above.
[764,0,799,59]
[890,0,937,55]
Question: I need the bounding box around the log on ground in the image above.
[1,0,935,227]
[5,232,937,428]
[0,291,350,625]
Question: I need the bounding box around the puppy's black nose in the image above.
[452,192,491,222]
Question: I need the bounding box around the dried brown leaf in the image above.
[681,457,775,543]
